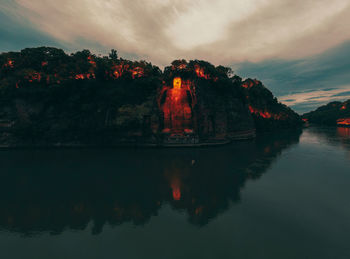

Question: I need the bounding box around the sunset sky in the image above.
[1,0,350,113]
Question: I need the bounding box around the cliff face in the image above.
[0,48,301,147]
[158,60,256,144]
[193,77,255,139]
[241,79,302,131]
[303,100,350,126]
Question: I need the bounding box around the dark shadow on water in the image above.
[0,129,301,236]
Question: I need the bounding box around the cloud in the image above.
[279,88,350,114]
[2,0,350,114]
[3,0,350,65]
[331,91,350,97]
[0,2,62,51]
[234,40,350,113]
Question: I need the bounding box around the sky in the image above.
[1,0,350,113]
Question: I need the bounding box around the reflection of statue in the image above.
[0,129,301,234]
[159,77,194,134]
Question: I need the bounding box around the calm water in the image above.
[0,127,350,259]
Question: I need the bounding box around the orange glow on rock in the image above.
[131,67,144,79]
[242,81,254,89]
[248,105,283,120]
[171,179,181,201]
[173,77,182,89]
[178,64,187,70]
[194,65,209,79]
[249,105,271,118]
[341,105,346,110]
[337,118,350,126]
[75,74,85,80]
[25,72,42,83]
[113,71,120,78]
[88,56,96,67]
[75,73,95,80]
[33,73,41,81]
[160,77,194,134]
[111,64,144,79]
[3,59,14,68]
[242,79,260,89]
[111,64,128,79]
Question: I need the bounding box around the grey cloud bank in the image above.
[6,0,350,65]
[234,41,350,113]
[1,0,350,113]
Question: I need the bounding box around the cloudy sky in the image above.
[1,0,350,113]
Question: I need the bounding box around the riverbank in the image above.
[0,129,257,148]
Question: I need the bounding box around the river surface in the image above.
[0,127,349,259]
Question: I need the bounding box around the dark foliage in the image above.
[303,100,350,125]
[0,47,301,145]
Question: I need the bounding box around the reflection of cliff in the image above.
[0,130,301,235]
[305,127,350,152]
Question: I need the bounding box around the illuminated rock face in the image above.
[157,75,257,141]
[241,78,302,131]
[159,77,195,135]
[337,118,350,126]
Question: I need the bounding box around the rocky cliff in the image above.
[0,47,302,147]
[241,78,302,131]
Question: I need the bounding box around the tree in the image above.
[109,49,118,61]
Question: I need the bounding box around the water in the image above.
[0,127,349,259]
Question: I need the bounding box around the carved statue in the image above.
[159,77,194,134]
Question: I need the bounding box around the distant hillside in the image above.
[0,47,301,147]
[303,100,350,126]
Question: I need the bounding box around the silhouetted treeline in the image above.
[303,100,350,125]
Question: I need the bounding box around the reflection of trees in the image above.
[0,129,301,235]
[305,127,350,151]
[336,127,350,152]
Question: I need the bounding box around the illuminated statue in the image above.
[159,77,194,134]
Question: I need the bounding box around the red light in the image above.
[248,105,283,119]
[337,118,350,126]
[194,65,209,79]
[161,78,193,134]
[171,178,181,201]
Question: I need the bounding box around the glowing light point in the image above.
[173,77,182,89]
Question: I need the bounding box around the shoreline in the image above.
[0,130,257,149]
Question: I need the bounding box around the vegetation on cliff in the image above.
[0,47,161,145]
[303,100,350,126]
[241,79,302,131]
[0,47,301,146]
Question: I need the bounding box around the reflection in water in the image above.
[170,176,181,201]
[0,130,301,235]
[306,126,350,151]
[337,127,350,139]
